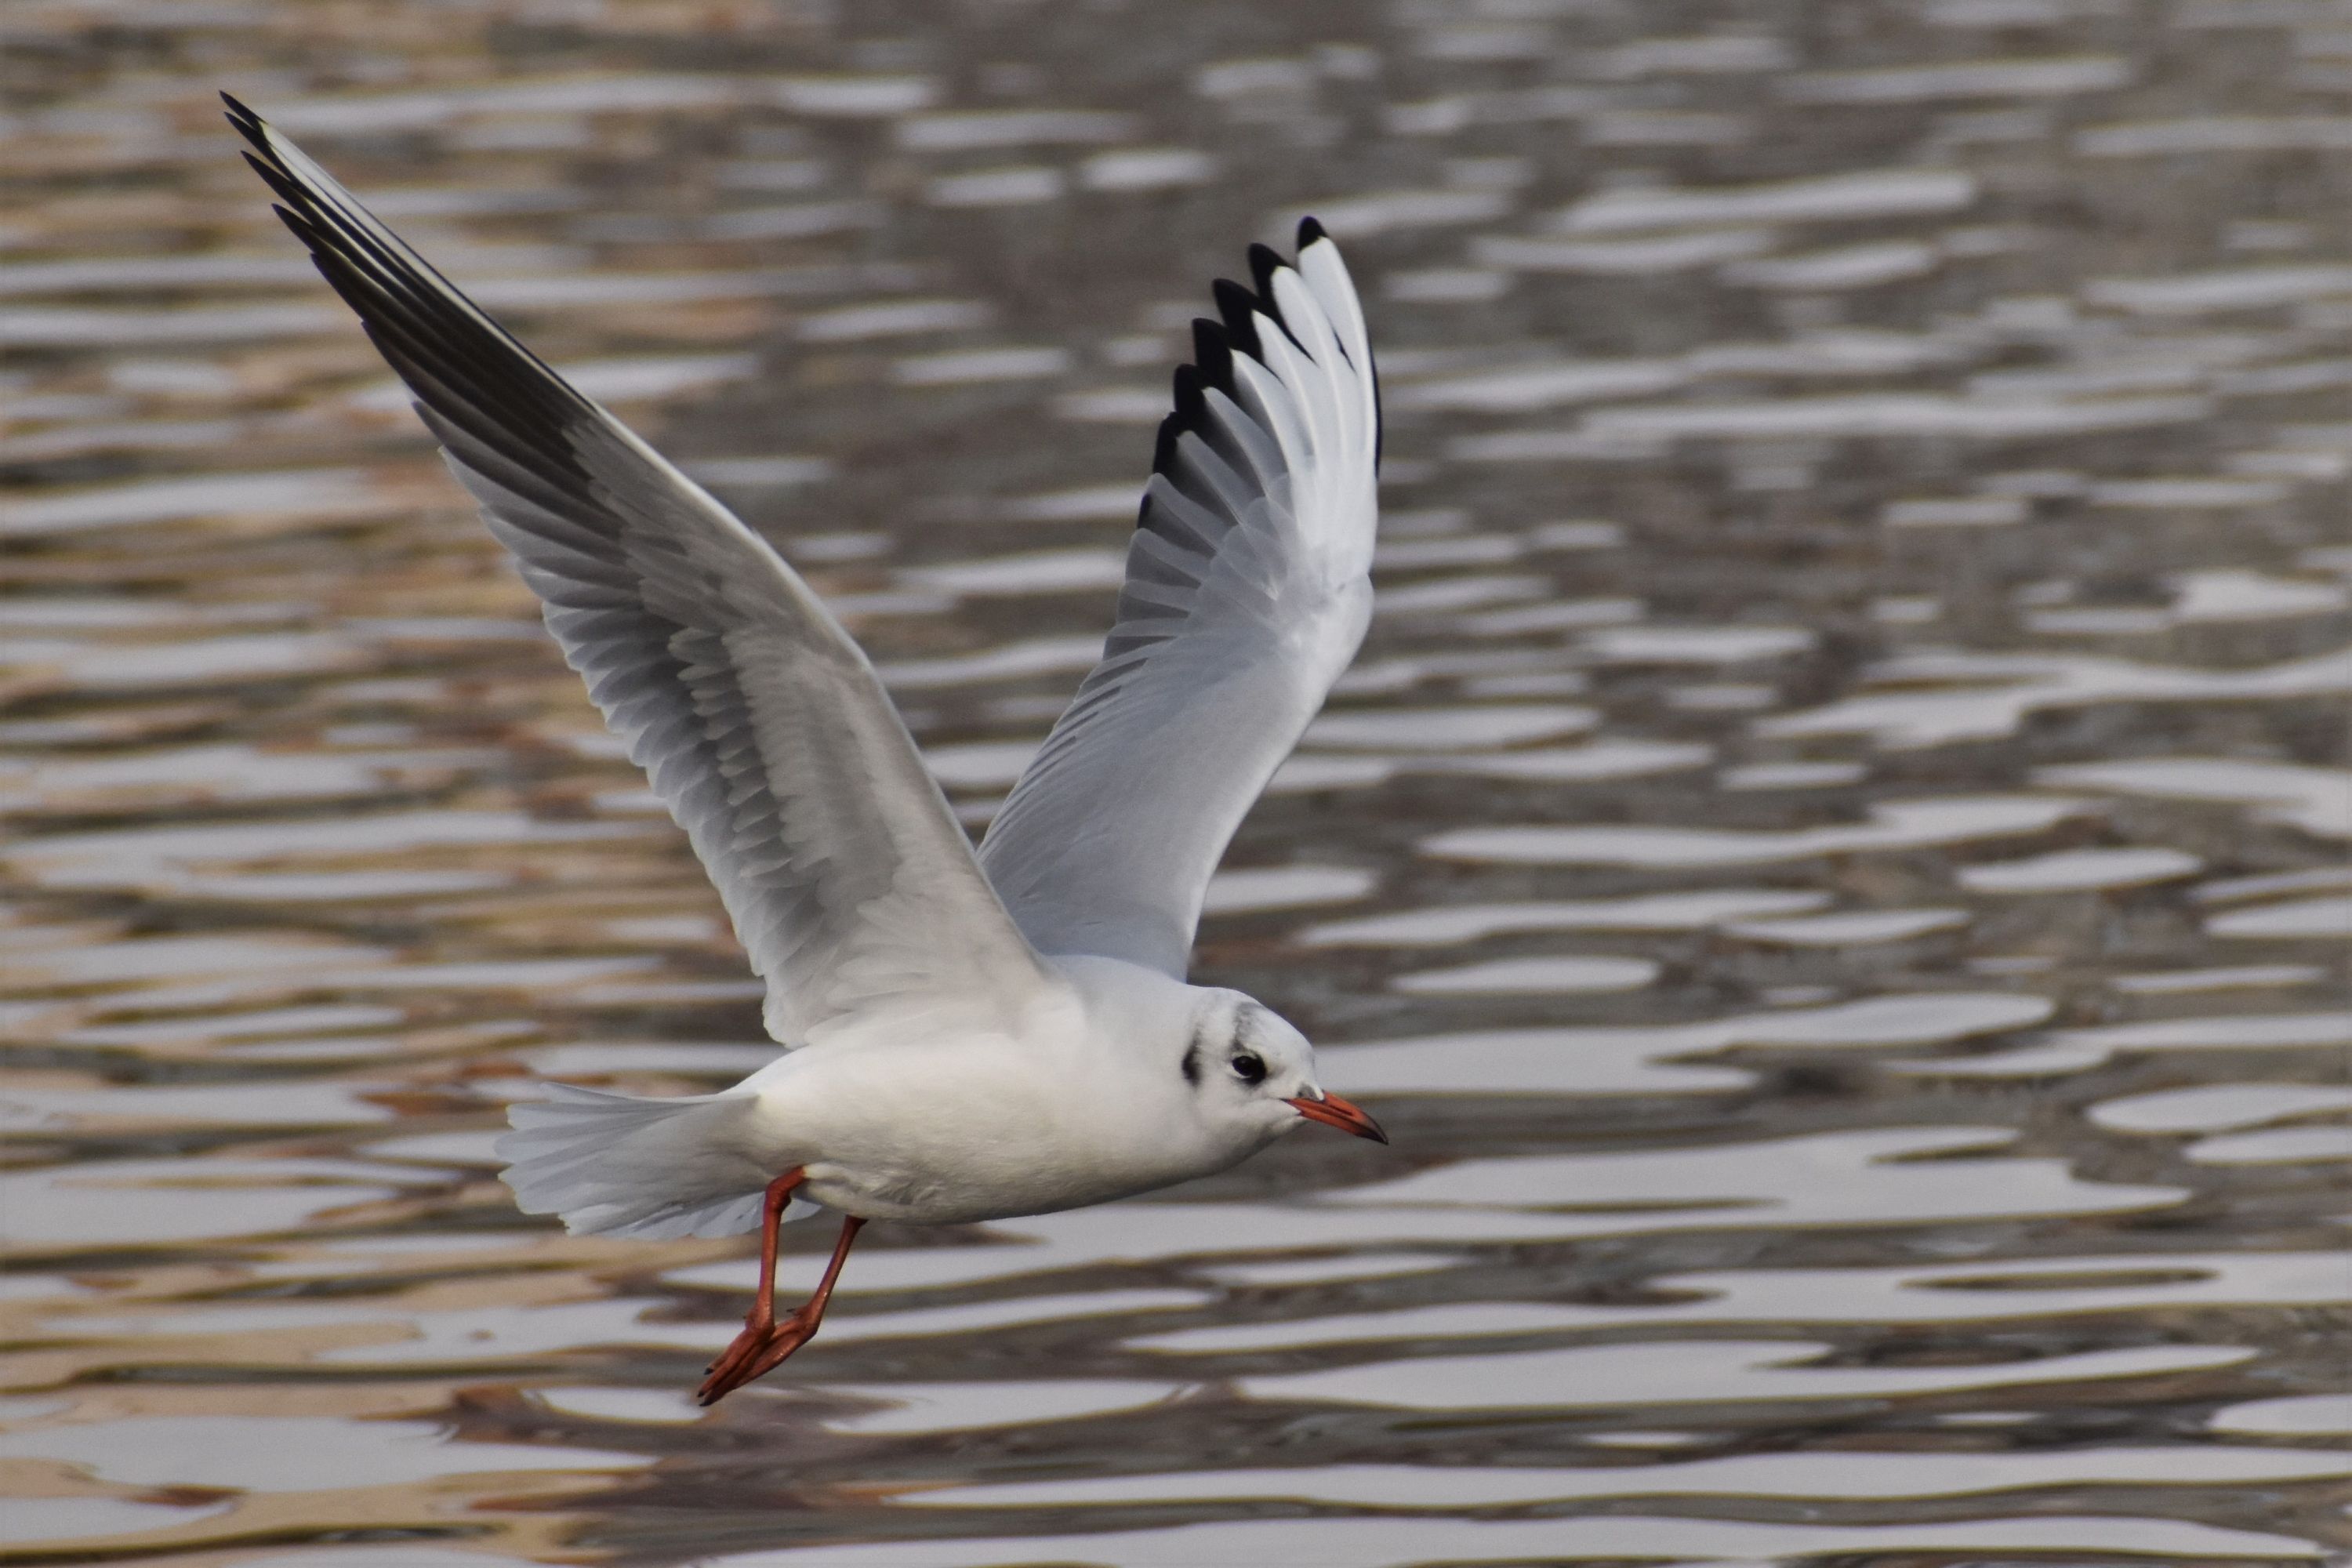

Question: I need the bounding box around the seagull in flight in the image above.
[227,93,1388,1404]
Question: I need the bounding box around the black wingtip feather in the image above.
[227,93,615,514]
[1189,318,1235,398]
[1170,362,1206,427]
[223,95,276,165]
[1246,244,1286,318]
[1143,233,1334,515]
[1210,279,1261,359]
[248,155,310,212]
[1150,412,1183,481]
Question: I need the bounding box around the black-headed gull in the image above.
[227,93,1387,1403]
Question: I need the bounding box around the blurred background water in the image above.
[2,1,2349,1564]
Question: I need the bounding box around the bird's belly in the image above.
[797,1136,1198,1225]
[781,1087,1232,1225]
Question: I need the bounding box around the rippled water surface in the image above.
[4,2,2349,1564]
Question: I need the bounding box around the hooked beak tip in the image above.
[1286,1091,1388,1145]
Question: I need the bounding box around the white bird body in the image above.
[228,91,1388,1399]
[735,960,1301,1224]
[503,958,1319,1230]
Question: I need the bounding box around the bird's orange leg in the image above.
[713,1214,864,1399]
[698,1167,803,1402]
[698,1173,865,1405]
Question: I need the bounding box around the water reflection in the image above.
[702,1515,2323,1567]
[4,0,2348,1563]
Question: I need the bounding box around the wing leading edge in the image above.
[225,94,1047,1049]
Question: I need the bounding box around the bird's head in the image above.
[1181,989,1386,1145]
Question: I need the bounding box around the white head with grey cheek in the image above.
[1181,990,1386,1145]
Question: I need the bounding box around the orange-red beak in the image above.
[1285,1091,1388,1144]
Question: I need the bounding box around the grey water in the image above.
[2,1,2348,1564]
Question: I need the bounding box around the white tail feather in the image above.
[497,1085,807,1239]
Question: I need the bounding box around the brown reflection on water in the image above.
[3,0,2349,1564]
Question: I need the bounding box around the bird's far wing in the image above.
[225,95,1049,1049]
[977,223,1380,976]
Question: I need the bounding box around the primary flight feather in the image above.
[227,93,1385,1403]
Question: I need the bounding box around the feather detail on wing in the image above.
[224,94,1047,1049]
[977,221,1381,976]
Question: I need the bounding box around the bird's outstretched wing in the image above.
[225,94,1048,1049]
[977,223,1381,976]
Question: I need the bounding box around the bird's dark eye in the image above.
[1230,1052,1266,1084]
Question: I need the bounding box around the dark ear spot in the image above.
[1180,1037,1201,1086]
